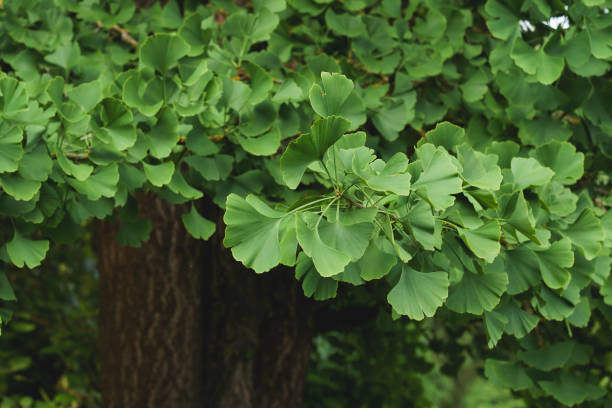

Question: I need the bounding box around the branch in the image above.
[97,21,138,48]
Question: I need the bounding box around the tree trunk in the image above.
[96,195,315,408]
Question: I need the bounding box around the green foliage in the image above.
[0,0,611,406]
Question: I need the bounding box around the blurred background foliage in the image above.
[0,233,99,408]
[0,231,526,407]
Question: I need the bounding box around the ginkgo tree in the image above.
[0,0,612,407]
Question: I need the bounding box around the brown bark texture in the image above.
[96,194,315,408]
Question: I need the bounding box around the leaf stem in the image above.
[286,196,335,216]
[315,196,339,229]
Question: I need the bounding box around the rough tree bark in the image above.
[96,195,316,408]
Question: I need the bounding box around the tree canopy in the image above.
[1,0,612,406]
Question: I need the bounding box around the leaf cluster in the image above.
[0,0,611,405]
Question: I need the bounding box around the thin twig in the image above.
[97,21,138,48]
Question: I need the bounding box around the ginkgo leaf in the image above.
[358,238,398,281]
[505,247,540,294]
[167,171,203,200]
[405,200,439,251]
[483,310,508,348]
[223,194,284,273]
[511,157,554,191]
[324,9,366,37]
[362,153,412,195]
[0,268,16,301]
[295,253,338,300]
[318,213,374,262]
[424,122,465,153]
[560,209,604,260]
[412,144,462,211]
[0,76,28,116]
[511,39,564,85]
[387,265,449,320]
[484,359,533,391]
[457,221,501,263]
[539,372,605,407]
[518,342,591,371]
[296,214,350,277]
[280,116,350,188]
[140,34,190,74]
[5,232,49,269]
[91,98,136,151]
[56,153,93,181]
[142,161,174,187]
[67,80,102,112]
[182,205,215,240]
[447,259,508,314]
[531,142,584,185]
[0,174,41,201]
[185,155,233,181]
[502,191,538,243]
[484,0,519,40]
[496,300,539,338]
[309,72,354,118]
[0,125,23,173]
[457,145,502,190]
[534,238,573,290]
[236,127,281,156]
[68,165,119,200]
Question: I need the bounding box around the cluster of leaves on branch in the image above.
[0,0,612,405]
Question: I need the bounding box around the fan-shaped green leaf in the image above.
[447,260,508,314]
[358,238,398,281]
[518,341,590,371]
[280,116,350,188]
[405,200,438,251]
[496,300,539,338]
[18,145,53,182]
[310,72,353,118]
[511,39,564,85]
[534,238,573,289]
[423,122,465,153]
[237,127,281,156]
[484,310,508,348]
[5,232,49,269]
[91,98,136,151]
[56,153,93,182]
[185,155,233,181]
[223,194,283,273]
[295,253,338,300]
[539,372,605,407]
[0,174,41,201]
[457,145,502,190]
[296,214,350,277]
[505,247,540,294]
[324,9,366,37]
[531,142,584,185]
[68,164,119,200]
[560,209,604,260]
[0,76,28,116]
[412,144,462,211]
[511,157,554,191]
[0,268,16,301]
[387,265,449,320]
[484,359,533,391]
[149,108,179,159]
[142,161,174,187]
[182,205,215,240]
[458,221,501,263]
[140,34,190,74]
[0,125,23,173]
